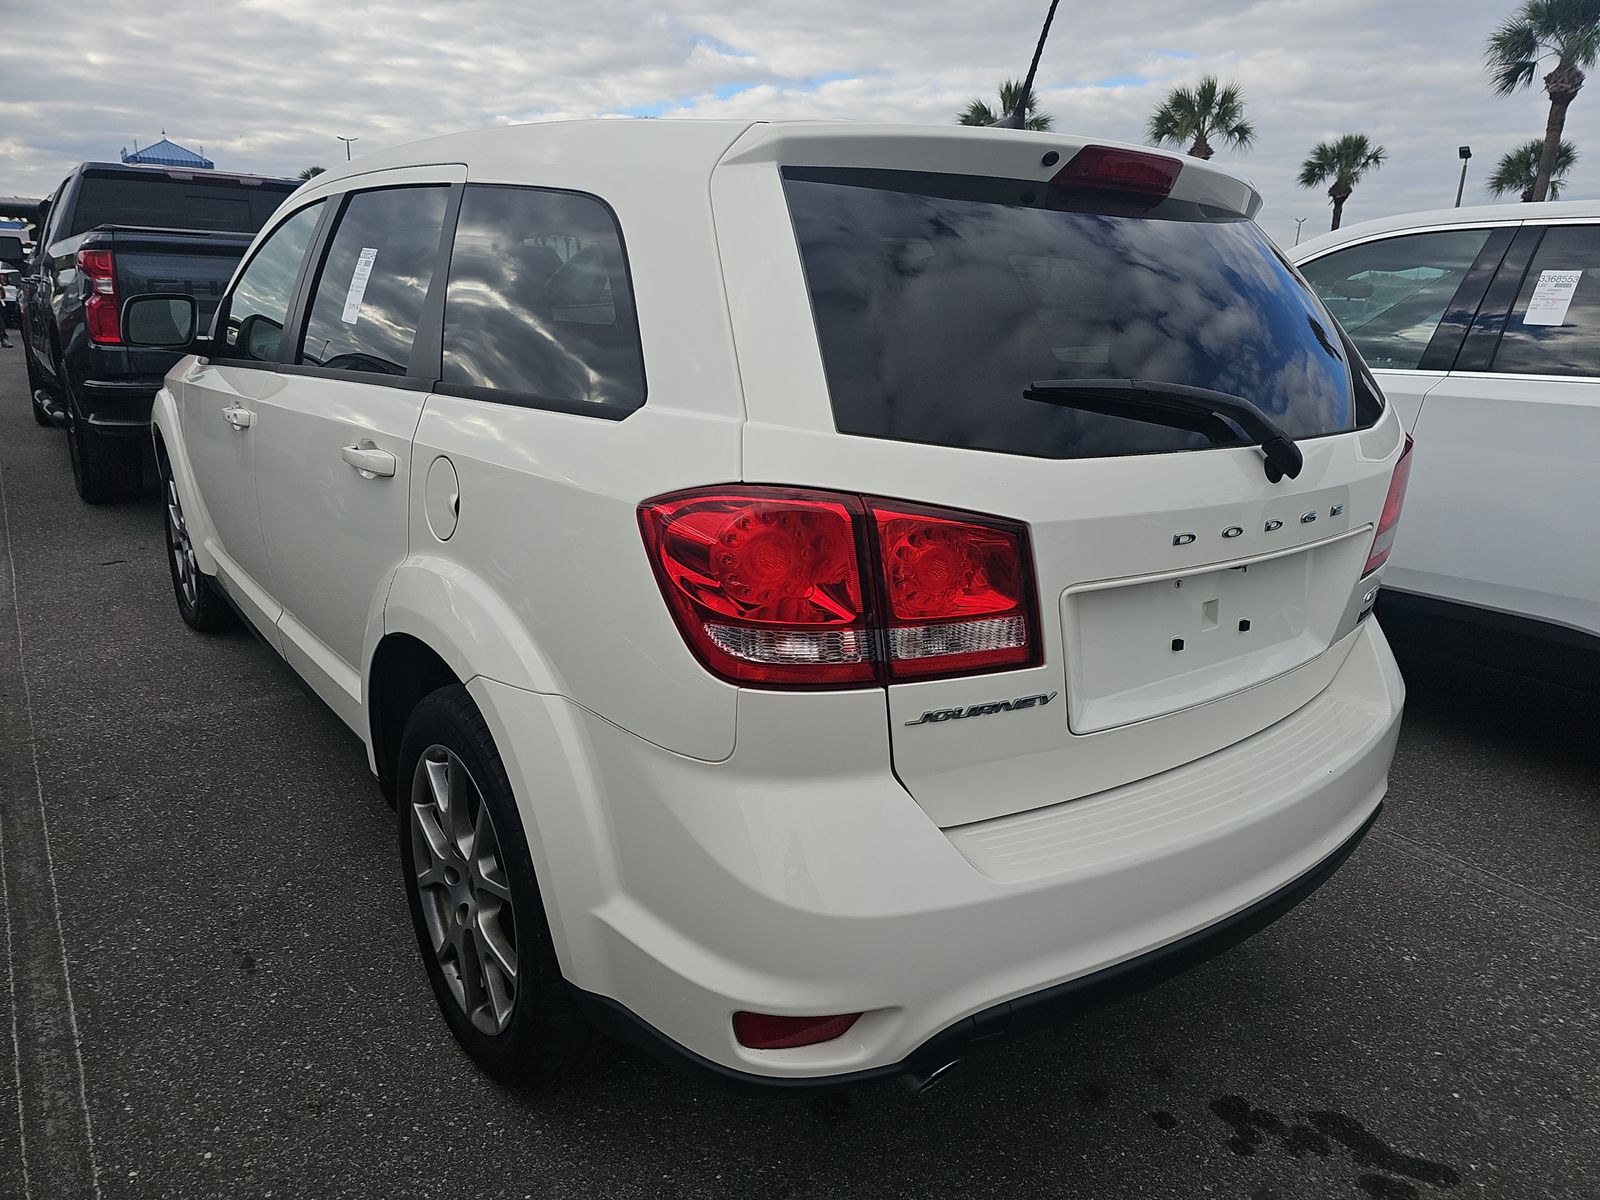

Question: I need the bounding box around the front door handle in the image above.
[223,403,255,430]
[341,441,396,479]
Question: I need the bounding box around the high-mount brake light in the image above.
[1051,145,1182,199]
[1363,434,1414,576]
[77,249,121,345]
[639,488,1041,688]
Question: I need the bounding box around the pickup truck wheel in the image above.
[67,412,143,504]
[23,345,53,427]
[398,685,603,1085]
[161,469,232,632]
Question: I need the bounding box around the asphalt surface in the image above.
[0,345,1596,1200]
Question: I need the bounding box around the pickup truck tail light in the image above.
[639,487,1041,688]
[1363,433,1414,576]
[77,249,121,345]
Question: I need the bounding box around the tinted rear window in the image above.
[783,168,1354,460]
[71,172,293,236]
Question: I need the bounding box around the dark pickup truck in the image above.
[17,162,297,502]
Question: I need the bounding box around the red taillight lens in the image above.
[871,501,1038,679]
[638,488,875,686]
[640,488,1041,688]
[1051,145,1182,199]
[77,248,121,345]
[1363,434,1414,576]
[733,1011,861,1049]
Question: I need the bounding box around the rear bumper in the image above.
[476,619,1403,1087]
[578,800,1381,1093]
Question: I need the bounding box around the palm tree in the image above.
[1298,135,1387,231]
[1146,76,1255,160]
[956,79,1053,131]
[297,166,326,181]
[1488,138,1579,198]
[1485,0,1600,202]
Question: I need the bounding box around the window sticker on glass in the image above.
[340,247,378,324]
[1523,269,1582,326]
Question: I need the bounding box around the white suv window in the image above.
[298,186,450,378]
[1299,228,1491,370]
[1491,224,1600,377]
[222,200,325,363]
[440,185,645,414]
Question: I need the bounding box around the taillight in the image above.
[1051,145,1182,199]
[77,249,121,345]
[733,1011,861,1049]
[1363,434,1414,576]
[872,501,1037,679]
[639,487,1041,688]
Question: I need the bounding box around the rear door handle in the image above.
[223,403,254,430]
[341,442,396,478]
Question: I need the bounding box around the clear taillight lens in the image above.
[1364,434,1414,576]
[639,488,1041,688]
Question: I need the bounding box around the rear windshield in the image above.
[70,172,293,237]
[783,167,1355,460]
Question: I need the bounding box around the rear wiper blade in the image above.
[1022,378,1304,483]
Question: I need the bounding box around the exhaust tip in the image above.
[900,1058,961,1095]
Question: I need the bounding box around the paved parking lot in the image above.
[0,348,1596,1200]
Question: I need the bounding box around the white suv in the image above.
[126,121,1408,1090]
[1295,203,1600,677]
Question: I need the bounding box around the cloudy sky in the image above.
[0,0,1587,245]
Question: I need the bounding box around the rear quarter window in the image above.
[1490,224,1600,377]
[783,168,1354,460]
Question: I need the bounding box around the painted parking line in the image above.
[0,465,101,1200]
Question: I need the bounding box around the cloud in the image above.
[0,0,1582,245]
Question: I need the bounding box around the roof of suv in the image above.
[1295,198,1600,259]
[296,119,1264,217]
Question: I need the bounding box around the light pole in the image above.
[1294,217,1307,246]
[336,136,359,161]
[1455,145,1472,207]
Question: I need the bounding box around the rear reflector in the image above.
[1363,434,1414,576]
[733,1011,862,1049]
[1051,145,1182,199]
[639,488,1041,688]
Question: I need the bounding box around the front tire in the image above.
[398,685,601,1084]
[159,457,232,632]
[23,343,53,428]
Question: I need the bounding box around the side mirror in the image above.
[234,311,285,361]
[0,235,24,266]
[122,293,198,350]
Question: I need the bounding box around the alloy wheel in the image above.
[409,746,519,1034]
[165,477,200,611]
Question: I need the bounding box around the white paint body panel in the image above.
[157,119,1405,1081]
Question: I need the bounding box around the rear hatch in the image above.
[710,125,1401,828]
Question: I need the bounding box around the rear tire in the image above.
[398,684,602,1085]
[67,406,143,504]
[158,454,233,632]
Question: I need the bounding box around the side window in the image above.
[441,185,645,413]
[1300,229,1491,370]
[1490,225,1600,377]
[298,186,449,377]
[223,200,325,363]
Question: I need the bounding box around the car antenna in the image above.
[992,0,1062,129]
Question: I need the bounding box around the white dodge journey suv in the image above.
[125,120,1409,1090]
